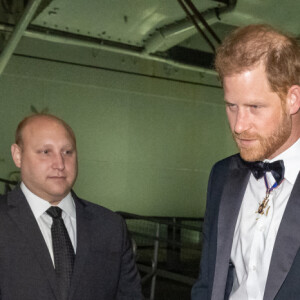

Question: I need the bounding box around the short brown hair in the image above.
[15,113,76,148]
[215,24,300,99]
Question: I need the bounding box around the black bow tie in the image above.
[245,160,285,184]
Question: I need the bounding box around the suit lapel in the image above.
[7,187,59,299]
[68,196,94,300]
[264,173,300,300]
[211,159,250,300]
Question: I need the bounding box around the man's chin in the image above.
[239,148,264,162]
[44,187,72,203]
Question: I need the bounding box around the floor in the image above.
[142,274,194,300]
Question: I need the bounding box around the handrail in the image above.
[0,178,18,185]
[118,211,203,300]
[117,211,203,231]
[0,178,19,195]
[129,230,201,250]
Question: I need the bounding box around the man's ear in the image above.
[287,85,300,115]
[11,144,22,168]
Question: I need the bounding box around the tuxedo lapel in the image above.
[211,159,250,300]
[7,187,59,300]
[264,173,300,300]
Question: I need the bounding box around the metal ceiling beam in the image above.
[0,23,218,75]
[0,0,42,75]
[143,2,236,55]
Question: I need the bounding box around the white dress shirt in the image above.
[230,138,300,300]
[21,182,77,265]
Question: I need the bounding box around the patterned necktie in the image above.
[46,206,75,300]
[245,160,285,184]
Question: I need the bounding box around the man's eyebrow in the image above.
[37,144,54,148]
[224,100,234,104]
[62,144,76,150]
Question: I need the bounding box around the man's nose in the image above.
[52,153,65,170]
[234,110,251,134]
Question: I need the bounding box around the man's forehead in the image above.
[22,117,75,144]
[23,117,63,134]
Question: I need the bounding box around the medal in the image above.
[256,191,270,216]
[255,174,283,218]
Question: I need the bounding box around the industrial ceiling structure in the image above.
[0,0,299,83]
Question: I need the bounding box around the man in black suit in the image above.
[0,113,143,299]
[192,24,300,299]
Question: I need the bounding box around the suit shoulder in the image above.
[0,193,9,209]
[208,153,247,183]
[76,197,124,223]
[212,153,243,171]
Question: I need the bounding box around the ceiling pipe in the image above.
[178,0,217,53]
[0,0,42,75]
[143,2,236,55]
[184,0,221,44]
[0,23,217,75]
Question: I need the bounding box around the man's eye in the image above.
[250,105,262,111]
[37,149,49,155]
[64,150,73,155]
[226,103,237,110]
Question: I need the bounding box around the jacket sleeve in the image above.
[191,165,217,300]
[116,217,144,300]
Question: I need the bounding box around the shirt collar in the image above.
[265,138,300,185]
[20,182,76,219]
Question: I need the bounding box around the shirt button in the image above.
[251,265,256,271]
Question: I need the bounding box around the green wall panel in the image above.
[0,55,236,217]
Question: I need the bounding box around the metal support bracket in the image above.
[0,0,42,75]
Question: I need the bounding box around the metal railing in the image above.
[0,177,18,195]
[117,211,203,300]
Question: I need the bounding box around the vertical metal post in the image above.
[0,0,42,75]
[150,223,160,300]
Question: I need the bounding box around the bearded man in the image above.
[191,24,300,300]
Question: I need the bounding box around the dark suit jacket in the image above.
[191,154,300,300]
[0,186,143,300]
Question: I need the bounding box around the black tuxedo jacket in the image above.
[0,186,143,300]
[191,154,300,300]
